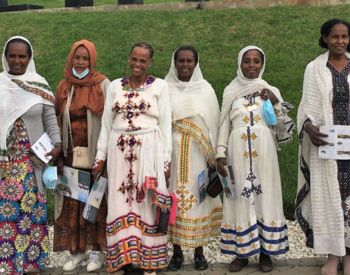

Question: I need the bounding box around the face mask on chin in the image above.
[72,67,90,79]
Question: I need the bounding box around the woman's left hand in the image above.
[260,89,279,105]
[164,161,171,187]
[46,143,62,163]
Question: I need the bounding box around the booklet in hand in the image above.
[31,132,54,164]
[218,165,236,199]
[197,169,207,204]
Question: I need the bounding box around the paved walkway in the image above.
[41,258,342,275]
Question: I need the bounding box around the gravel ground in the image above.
[47,220,320,268]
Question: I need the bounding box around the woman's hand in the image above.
[260,89,279,105]
[91,159,105,181]
[56,157,64,176]
[216,158,227,177]
[304,121,328,146]
[164,161,171,187]
[46,143,62,163]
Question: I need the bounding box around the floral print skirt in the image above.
[0,119,49,274]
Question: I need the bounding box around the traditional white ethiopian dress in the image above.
[217,46,289,258]
[165,53,222,248]
[95,76,172,272]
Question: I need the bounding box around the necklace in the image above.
[129,75,148,91]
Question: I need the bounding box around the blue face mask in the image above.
[72,67,90,79]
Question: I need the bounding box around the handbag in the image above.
[262,99,277,126]
[66,87,92,169]
[72,146,91,169]
[206,170,223,198]
[155,207,170,234]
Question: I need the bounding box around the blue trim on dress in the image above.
[259,235,288,244]
[221,237,260,247]
[257,221,288,232]
[221,223,258,236]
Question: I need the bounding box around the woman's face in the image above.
[240,49,263,79]
[72,46,90,73]
[6,42,30,75]
[323,23,349,57]
[128,47,152,78]
[175,50,196,82]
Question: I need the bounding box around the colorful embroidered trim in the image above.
[11,79,55,104]
[174,119,214,165]
[152,191,172,209]
[106,212,162,237]
[168,207,223,248]
[25,81,51,91]
[107,235,167,272]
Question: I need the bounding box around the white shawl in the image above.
[297,51,350,256]
[219,46,284,126]
[164,50,220,159]
[0,36,54,164]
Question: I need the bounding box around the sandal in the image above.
[194,253,208,271]
[228,257,248,272]
[259,252,273,272]
[167,253,184,271]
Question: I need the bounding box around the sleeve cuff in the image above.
[95,151,107,162]
[216,146,226,159]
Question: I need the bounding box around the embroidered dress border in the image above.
[152,190,172,209]
[107,235,167,272]
[106,212,163,237]
[168,207,222,248]
[221,221,288,257]
[11,79,55,104]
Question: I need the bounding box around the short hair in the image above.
[174,45,199,64]
[130,42,154,58]
[5,38,32,58]
[319,18,350,51]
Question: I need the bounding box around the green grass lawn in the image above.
[8,0,181,8]
[1,4,348,220]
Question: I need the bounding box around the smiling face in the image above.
[240,49,263,79]
[6,41,31,75]
[128,46,152,78]
[323,23,350,57]
[72,45,90,73]
[175,50,197,82]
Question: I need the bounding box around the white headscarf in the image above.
[220,45,283,125]
[164,48,220,151]
[0,36,54,163]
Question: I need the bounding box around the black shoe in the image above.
[168,253,184,271]
[228,258,249,272]
[259,253,273,272]
[194,253,208,271]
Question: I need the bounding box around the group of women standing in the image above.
[0,17,349,275]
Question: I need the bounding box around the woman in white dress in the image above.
[165,46,222,271]
[216,45,289,273]
[92,42,172,275]
[296,18,350,275]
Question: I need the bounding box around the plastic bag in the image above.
[262,99,277,126]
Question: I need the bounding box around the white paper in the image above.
[31,132,54,163]
[319,125,350,160]
[55,166,90,203]
[218,165,236,199]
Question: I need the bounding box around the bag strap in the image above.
[66,86,75,149]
